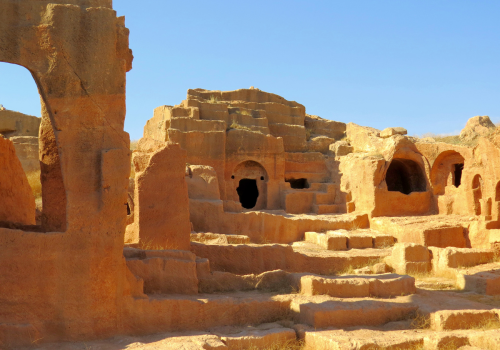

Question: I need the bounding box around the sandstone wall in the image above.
[0,1,134,346]
[142,88,347,214]
[0,136,36,225]
[128,141,191,250]
[0,109,40,138]
[10,136,40,173]
[0,110,41,173]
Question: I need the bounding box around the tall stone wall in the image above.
[0,0,134,346]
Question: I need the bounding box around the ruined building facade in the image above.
[2,0,500,348]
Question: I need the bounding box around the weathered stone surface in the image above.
[128,142,191,250]
[0,109,40,138]
[330,140,354,156]
[0,136,36,225]
[460,115,495,141]
[125,248,198,294]
[9,136,39,173]
[390,243,432,274]
[186,165,221,200]
[380,127,408,138]
[0,1,134,346]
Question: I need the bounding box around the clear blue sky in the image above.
[1,1,499,140]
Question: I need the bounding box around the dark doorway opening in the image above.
[237,179,259,209]
[287,178,309,189]
[126,203,131,215]
[454,163,464,187]
[385,159,426,195]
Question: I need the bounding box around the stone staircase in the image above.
[303,228,396,250]
[117,214,500,350]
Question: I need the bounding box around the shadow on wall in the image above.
[386,159,427,195]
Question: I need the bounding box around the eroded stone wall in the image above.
[0,0,134,346]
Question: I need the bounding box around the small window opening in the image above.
[260,176,264,180]
[286,178,309,189]
[236,179,259,209]
[231,175,235,179]
[453,163,464,187]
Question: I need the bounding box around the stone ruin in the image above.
[2,1,500,349]
[0,108,41,173]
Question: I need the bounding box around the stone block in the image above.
[391,243,431,274]
[368,275,416,298]
[431,310,500,331]
[299,299,417,328]
[304,231,347,251]
[380,127,407,138]
[300,276,370,297]
[330,140,353,156]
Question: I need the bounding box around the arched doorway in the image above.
[232,160,268,210]
[237,179,259,209]
[385,159,427,194]
[0,62,66,231]
[430,150,465,195]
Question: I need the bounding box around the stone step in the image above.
[296,296,417,328]
[40,327,500,349]
[191,232,251,244]
[431,309,500,330]
[124,291,292,335]
[370,216,468,248]
[301,328,500,350]
[304,231,347,250]
[302,328,424,350]
[299,273,416,298]
[430,247,496,270]
[456,262,500,295]
[211,323,296,350]
[335,230,373,249]
[304,230,395,251]
[313,204,339,214]
[194,241,391,275]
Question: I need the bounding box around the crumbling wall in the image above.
[0,1,134,346]
[126,140,191,250]
[340,135,433,217]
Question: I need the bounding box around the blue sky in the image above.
[1,1,499,140]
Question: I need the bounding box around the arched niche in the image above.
[232,160,268,210]
[430,150,465,196]
[385,158,427,195]
[472,174,483,215]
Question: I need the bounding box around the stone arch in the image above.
[0,62,66,231]
[430,150,466,195]
[0,2,133,346]
[385,158,427,194]
[472,174,483,215]
[232,160,268,210]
